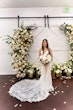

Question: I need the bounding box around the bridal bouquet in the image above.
[39,54,52,64]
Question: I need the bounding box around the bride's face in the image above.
[42,40,47,48]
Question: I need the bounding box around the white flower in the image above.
[39,54,51,64]
[28,69,34,74]
[55,70,62,74]
[67,68,72,73]
[47,54,51,62]
[64,69,67,73]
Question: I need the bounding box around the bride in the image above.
[9,39,54,103]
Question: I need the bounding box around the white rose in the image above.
[68,69,72,73]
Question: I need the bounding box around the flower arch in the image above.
[52,23,73,78]
[3,24,41,79]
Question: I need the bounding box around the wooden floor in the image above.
[0,75,73,110]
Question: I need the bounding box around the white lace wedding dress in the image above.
[8,50,54,102]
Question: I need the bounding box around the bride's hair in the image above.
[42,39,50,53]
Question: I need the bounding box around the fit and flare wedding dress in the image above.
[9,50,54,102]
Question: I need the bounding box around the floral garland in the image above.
[52,23,73,78]
[2,24,41,79]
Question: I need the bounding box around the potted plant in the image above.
[66,68,72,77]
[55,69,62,78]
[27,69,34,79]
[32,64,41,79]
[51,63,56,79]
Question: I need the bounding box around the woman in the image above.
[39,39,54,93]
[9,39,54,102]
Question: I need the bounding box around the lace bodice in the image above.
[41,50,49,55]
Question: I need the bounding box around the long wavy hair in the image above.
[42,39,50,54]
